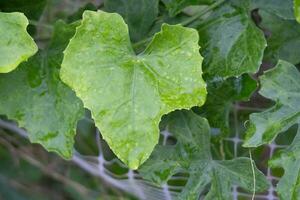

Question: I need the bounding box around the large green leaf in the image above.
[259,10,300,64]
[269,126,300,200]
[60,10,207,169]
[162,0,214,16]
[0,0,46,20]
[295,0,300,23]
[244,60,300,147]
[104,0,159,42]
[0,12,37,73]
[197,0,266,78]
[0,21,84,158]
[197,74,257,135]
[140,110,269,199]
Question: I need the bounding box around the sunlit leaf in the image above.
[60,10,207,169]
[0,12,37,73]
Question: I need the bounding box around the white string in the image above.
[249,149,256,200]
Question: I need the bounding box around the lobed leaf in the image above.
[140,110,269,199]
[259,10,300,65]
[0,0,47,20]
[60,10,207,169]
[244,60,300,147]
[197,0,266,78]
[0,12,37,73]
[0,21,84,158]
[251,0,295,20]
[269,126,300,200]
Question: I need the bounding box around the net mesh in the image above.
[0,99,286,200]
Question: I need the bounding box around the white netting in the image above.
[0,101,285,200]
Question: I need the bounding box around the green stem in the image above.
[132,37,152,50]
[180,0,226,26]
[132,0,226,50]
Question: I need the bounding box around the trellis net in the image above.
[0,97,291,200]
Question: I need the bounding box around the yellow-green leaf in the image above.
[0,12,37,73]
[60,10,207,169]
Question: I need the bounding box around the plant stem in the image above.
[180,0,226,26]
[132,0,226,50]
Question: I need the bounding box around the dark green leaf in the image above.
[197,74,257,135]
[251,0,295,20]
[104,0,159,42]
[0,0,46,20]
[269,126,300,200]
[67,3,97,23]
[162,0,214,16]
[0,21,84,158]
[244,60,300,147]
[140,110,269,199]
[197,0,266,78]
[259,10,300,64]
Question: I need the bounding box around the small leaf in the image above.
[104,0,159,42]
[295,0,300,23]
[244,60,300,147]
[60,10,207,169]
[269,126,300,200]
[0,21,84,158]
[197,74,257,135]
[162,0,214,16]
[0,12,37,73]
[197,0,266,78]
[140,110,269,199]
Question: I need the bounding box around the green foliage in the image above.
[198,74,257,135]
[162,0,214,16]
[0,12,37,73]
[1,0,300,199]
[269,127,300,200]
[295,0,300,23]
[0,21,84,158]
[104,0,159,42]
[197,0,266,78]
[140,110,269,199]
[259,10,300,64]
[60,10,206,169]
[244,60,300,147]
[251,0,295,20]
